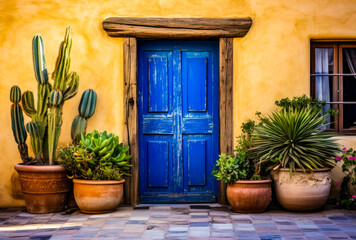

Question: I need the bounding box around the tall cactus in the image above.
[71,89,97,144]
[10,27,80,165]
[48,27,79,164]
[21,34,52,161]
[10,86,30,164]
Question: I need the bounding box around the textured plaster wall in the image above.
[0,0,356,206]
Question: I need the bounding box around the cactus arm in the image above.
[10,103,29,163]
[71,115,87,144]
[79,89,97,119]
[52,27,72,92]
[48,90,64,165]
[32,35,49,84]
[36,83,51,119]
[11,104,27,145]
[22,91,36,117]
[26,122,42,162]
[71,89,97,144]
[48,106,63,165]
[10,86,21,104]
[63,72,79,100]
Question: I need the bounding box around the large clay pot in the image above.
[227,179,272,213]
[73,179,125,214]
[271,168,331,211]
[14,164,71,213]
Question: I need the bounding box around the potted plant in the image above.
[253,106,340,211]
[335,147,356,209]
[57,130,132,214]
[11,27,79,213]
[213,120,272,213]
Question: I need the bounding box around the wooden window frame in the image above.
[311,41,356,134]
[103,17,253,205]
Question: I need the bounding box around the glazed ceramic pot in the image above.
[271,168,331,211]
[73,179,125,214]
[227,179,272,213]
[14,164,70,213]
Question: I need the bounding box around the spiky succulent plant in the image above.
[253,108,339,174]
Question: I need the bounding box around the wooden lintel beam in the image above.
[103,17,252,39]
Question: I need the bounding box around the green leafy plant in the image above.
[213,119,260,184]
[57,130,132,180]
[10,27,79,165]
[336,147,356,209]
[253,108,339,174]
[275,94,338,116]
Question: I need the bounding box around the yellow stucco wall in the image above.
[1,0,356,207]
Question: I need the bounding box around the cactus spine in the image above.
[48,27,79,164]
[10,86,30,163]
[71,89,97,144]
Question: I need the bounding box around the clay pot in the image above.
[271,168,331,211]
[14,164,71,213]
[227,179,272,213]
[73,179,125,214]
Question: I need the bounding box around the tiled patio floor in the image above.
[0,204,356,240]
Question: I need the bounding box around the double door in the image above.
[138,40,219,203]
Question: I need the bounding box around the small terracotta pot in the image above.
[271,168,331,211]
[73,179,125,214]
[14,164,70,214]
[227,179,272,213]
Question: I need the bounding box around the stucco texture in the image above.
[0,0,356,206]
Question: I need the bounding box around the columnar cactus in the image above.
[26,122,42,163]
[10,86,30,163]
[10,27,79,165]
[71,89,97,144]
[48,27,79,164]
[21,34,52,161]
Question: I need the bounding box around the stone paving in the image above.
[0,204,356,240]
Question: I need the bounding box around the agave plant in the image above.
[253,108,339,174]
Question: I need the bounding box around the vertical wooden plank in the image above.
[123,38,139,205]
[219,38,233,204]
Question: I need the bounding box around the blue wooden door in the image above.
[138,40,219,203]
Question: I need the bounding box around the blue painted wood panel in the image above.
[147,141,169,187]
[148,56,169,113]
[187,140,206,186]
[138,40,219,203]
[186,56,207,112]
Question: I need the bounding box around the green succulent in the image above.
[253,108,339,175]
[57,130,132,180]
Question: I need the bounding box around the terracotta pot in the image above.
[271,168,331,211]
[73,179,125,214]
[14,164,70,213]
[227,179,272,213]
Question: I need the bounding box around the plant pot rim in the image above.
[276,167,331,173]
[14,164,66,173]
[73,178,125,185]
[229,179,272,185]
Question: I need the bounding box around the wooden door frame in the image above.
[103,17,252,205]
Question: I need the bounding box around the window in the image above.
[311,42,356,134]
